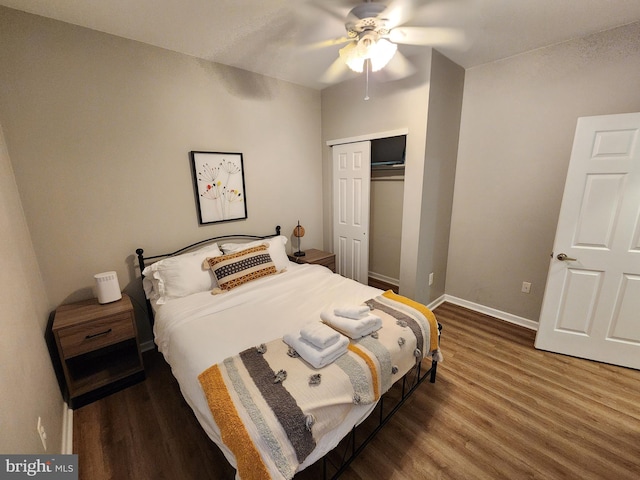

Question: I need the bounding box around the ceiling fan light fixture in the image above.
[339,34,397,74]
[368,38,397,72]
[339,42,365,73]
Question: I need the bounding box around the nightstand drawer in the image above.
[57,312,135,358]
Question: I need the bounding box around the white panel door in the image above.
[332,141,371,283]
[535,112,640,370]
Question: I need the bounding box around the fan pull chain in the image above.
[364,59,370,101]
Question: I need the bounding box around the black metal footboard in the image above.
[321,325,441,480]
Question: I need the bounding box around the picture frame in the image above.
[190,151,248,225]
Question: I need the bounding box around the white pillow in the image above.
[142,243,222,304]
[220,235,289,272]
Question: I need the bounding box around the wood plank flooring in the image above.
[367,277,399,293]
[73,302,640,479]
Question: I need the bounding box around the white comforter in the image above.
[153,262,383,477]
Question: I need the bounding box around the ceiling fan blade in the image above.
[380,0,429,29]
[319,56,352,84]
[378,50,416,81]
[301,36,352,51]
[388,26,466,47]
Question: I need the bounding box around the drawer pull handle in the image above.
[85,328,112,339]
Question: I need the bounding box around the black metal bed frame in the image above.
[321,332,440,480]
[136,226,281,325]
[135,225,440,479]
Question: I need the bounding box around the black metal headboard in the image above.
[136,225,281,325]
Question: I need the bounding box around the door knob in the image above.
[557,253,577,261]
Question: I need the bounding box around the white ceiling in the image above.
[2,0,640,90]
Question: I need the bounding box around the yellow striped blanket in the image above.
[198,291,440,480]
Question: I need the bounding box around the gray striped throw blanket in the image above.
[198,290,441,479]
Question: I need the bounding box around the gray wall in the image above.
[447,21,640,321]
[0,124,64,454]
[0,7,323,345]
[0,6,323,454]
[321,50,464,305]
[419,50,465,301]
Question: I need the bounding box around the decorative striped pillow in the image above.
[204,244,277,293]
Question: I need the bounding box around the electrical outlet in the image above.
[37,416,47,451]
[428,272,434,286]
[521,281,531,294]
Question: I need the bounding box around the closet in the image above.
[331,134,405,288]
[369,135,405,290]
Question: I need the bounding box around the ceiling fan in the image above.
[306,0,467,85]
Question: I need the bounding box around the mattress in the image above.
[153,262,385,478]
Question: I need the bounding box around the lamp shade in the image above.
[94,271,122,304]
[293,224,305,238]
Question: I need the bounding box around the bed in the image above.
[136,227,442,479]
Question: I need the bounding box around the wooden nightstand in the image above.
[288,248,336,272]
[52,294,145,408]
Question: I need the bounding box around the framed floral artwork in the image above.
[190,151,248,224]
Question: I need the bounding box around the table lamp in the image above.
[293,221,306,257]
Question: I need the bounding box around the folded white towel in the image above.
[321,310,382,339]
[283,332,349,369]
[334,305,370,320]
[300,321,342,349]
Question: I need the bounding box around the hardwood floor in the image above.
[367,277,399,293]
[73,303,640,479]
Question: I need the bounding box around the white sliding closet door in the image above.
[332,141,371,283]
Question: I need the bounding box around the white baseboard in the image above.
[140,339,156,352]
[61,403,73,454]
[438,295,539,331]
[368,271,399,286]
[427,295,447,311]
